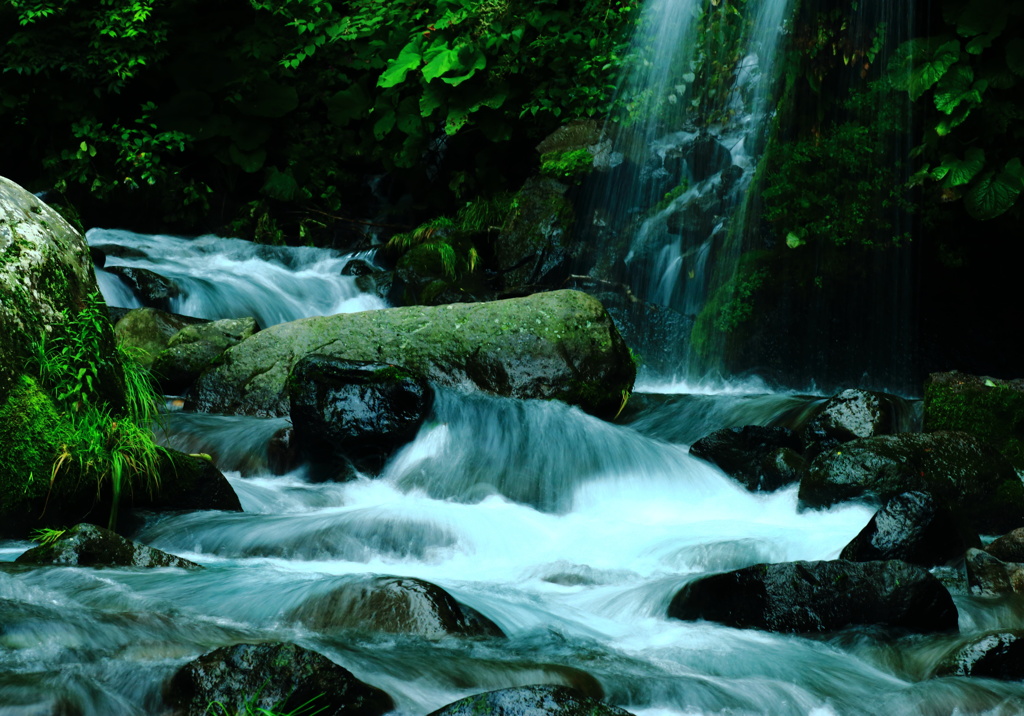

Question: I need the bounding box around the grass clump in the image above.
[206,690,326,716]
[28,293,166,530]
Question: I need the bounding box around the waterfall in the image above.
[581,0,917,394]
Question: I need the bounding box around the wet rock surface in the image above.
[799,431,1024,533]
[152,316,259,394]
[427,685,635,716]
[113,307,204,368]
[801,388,898,457]
[936,631,1024,680]
[166,642,394,716]
[690,425,805,492]
[288,356,434,476]
[287,574,505,639]
[15,523,200,569]
[668,559,958,634]
[840,491,979,566]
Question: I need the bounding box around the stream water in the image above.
[2,229,1024,715]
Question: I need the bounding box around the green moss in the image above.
[925,375,1024,469]
[539,148,594,183]
[0,376,67,515]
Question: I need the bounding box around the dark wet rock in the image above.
[106,265,180,311]
[840,491,979,567]
[802,388,898,457]
[288,574,505,639]
[114,307,205,368]
[392,242,493,306]
[152,316,259,394]
[965,548,1024,595]
[665,191,721,239]
[495,177,579,291]
[427,685,634,716]
[189,290,635,420]
[799,431,1024,533]
[354,269,394,302]
[342,258,375,276]
[936,631,1024,680]
[986,527,1024,562]
[678,132,733,183]
[924,371,1024,470]
[267,424,298,475]
[288,356,434,476]
[166,642,393,716]
[15,523,200,568]
[690,426,805,492]
[134,449,243,514]
[668,559,958,634]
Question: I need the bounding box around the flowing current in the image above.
[2,230,1024,715]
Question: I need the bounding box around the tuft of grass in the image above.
[205,689,326,716]
[30,527,66,546]
[28,293,167,530]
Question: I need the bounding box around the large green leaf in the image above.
[228,144,266,173]
[942,148,985,187]
[964,168,1022,220]
[908,40,961,101]
[439,46,486,86]
[421,44,459,83]
[262,167,299,201]
[378,41,423,88]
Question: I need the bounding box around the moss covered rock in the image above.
[152,315,259,394]
[113,307,204,368]
[0,175,118,406]
[188,290,634,419]
[15,522,201,568]
[924,371,1024,470]
[799,431,1024,533]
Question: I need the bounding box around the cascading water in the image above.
[581,0,797,383]
[581,0,918,394]
[3,221,1024,714]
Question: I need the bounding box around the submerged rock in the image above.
[166,642,393,716]
[936,631,1024,680]
[799,431,1024,533]
[289,356,434,476]
[106,265,179,311]
[427,685,634,716]
[840,491,979,567]
[668,559,958,634]
[15,523,200,568]
[189,290,635,419]
[288,574,505,639]
[690,425,805,492]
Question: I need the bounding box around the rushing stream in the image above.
[2,229,1024,715]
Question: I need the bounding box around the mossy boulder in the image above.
[427,685,634,716]
[166,642,394,716]
[113,307,205,368]
[188,290,635,419]
[924,371,1024,470]
[0,175,120,407]
[152,315,259,394]
[799,431,1024,533]
[15,522,200,568]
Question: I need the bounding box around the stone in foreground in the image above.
[166,642,393,716]
[668,559,958,634]
[15,523,200,569]
[427,685,635,716]
[189,289,635,418]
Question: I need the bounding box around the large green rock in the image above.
[924,371,1024,470]
[0,175,116,405]
[188,289,635,419]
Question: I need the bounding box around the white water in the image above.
[88,228,386,325]
[4,229,1024,714]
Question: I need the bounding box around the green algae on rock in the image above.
[188,289,635,419]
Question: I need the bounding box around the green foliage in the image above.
[892,0,1024,220]
[761,81,913,248]
[206,688,326,716]
[28,294,165,530]
[30,527,66,546]
[539,148,594,182]
[1,0,639,235]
